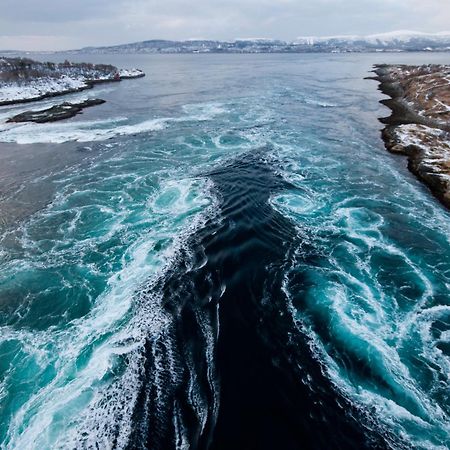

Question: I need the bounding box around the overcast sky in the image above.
[0,0,449,51]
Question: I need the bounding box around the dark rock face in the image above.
[372,64,450,209]
[7,99,106,123]
[121,73,145,79]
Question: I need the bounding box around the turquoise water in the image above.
[0,54,449,449]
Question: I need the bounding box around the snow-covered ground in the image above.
[0,76,89,104]
[378,64,450,206]
[118,68,145,79]
[394,124,450,185]
[0,70,144,104]
[395,124,445,148]
[295,30,450,45]
[0,57,145,105]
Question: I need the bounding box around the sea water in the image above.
[0,53,449,449]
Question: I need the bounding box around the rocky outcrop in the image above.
[371,64,450,209]
[118,68,145,79]
[7,99,106,123]
[0,57,145,105]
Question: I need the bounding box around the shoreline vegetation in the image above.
[0,57,144,121]
[370,64,450,209]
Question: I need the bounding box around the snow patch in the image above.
[118,68,145,79]
[0,76,88,103]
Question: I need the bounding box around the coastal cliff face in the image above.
[374,64,450,209]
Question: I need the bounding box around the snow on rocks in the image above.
[0,57,145,106]
[0,76,89,104]
[118,68,145,79]
[375,64,450,208]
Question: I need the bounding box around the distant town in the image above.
[56,32,450,54]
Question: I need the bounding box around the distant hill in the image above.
[65,31,450,54]
[294,31,450,52]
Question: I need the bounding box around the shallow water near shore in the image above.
[0,53,450,449]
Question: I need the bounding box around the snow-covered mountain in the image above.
[295,31,450,50]
[62,31,450,54]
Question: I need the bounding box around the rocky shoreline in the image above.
[6,99,106,123]
[371,64,450,209]
[0,57,145,106]
[0,78,115,107]
[118,68,145,79]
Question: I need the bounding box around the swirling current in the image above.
[0,54,449,449]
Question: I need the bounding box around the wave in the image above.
[272,138,450,449]
[0,174,218,448]
[0,102,227,144]
[2,60,450,450]
[0,96,275,448]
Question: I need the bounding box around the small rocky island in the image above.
[372,64,450,209]
[7,99,106,123]
[0,57,145,108]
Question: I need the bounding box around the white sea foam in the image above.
[0,96,264,448]
[1,171,218,449]
[2,66,450,450]
[0,102,227,144]
[272,131,450,449]
[0,117,165,144]
[303,97,338,108]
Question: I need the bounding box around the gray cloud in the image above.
[0,0,449,50]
